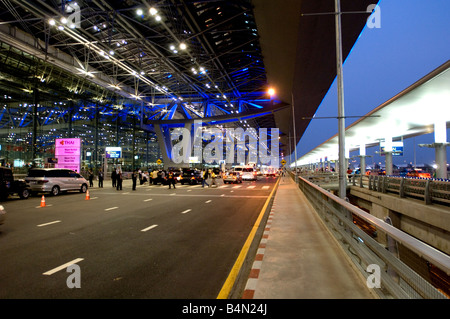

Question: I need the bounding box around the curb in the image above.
[241,202,277,299]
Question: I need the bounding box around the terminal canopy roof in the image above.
[294,60,450,165]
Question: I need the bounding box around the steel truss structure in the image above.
[0,0,286,169]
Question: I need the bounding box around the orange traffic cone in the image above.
[85,190,90,200]
[40,195,46,207]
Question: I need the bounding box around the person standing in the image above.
[152,169,158,185]
[98,169,104,188]
[132,170,137,191]
[167,170,176,189]
[111,168,117,188]
[160,170,166,186]
[116,171,123,190]
[88,170,94,187]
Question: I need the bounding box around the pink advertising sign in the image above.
[55,138,81,172]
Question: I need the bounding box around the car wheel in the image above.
[80,184,87,193]
[51,185,60,196]
[19,189,30,199]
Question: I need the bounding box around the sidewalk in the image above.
[242,175,374,299]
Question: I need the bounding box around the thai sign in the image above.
[55,138,81,172]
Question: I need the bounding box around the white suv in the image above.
[26,168,88,196]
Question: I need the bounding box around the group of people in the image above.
[87,167,220,191]
[201,168,218,188]
[88,169,104,188]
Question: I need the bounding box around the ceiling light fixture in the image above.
[149,7,158,16]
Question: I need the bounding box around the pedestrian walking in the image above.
[202,169,210,188]
[111,168,117,188]
[88,170,94,187]
[211,171,217,187]
[116,171,123,190]
[98,169,104,188]
[167,170,176,189]
[132,170,137,190]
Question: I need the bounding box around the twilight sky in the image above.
[293,0,450,168]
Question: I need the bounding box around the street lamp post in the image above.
[335,0,347,199]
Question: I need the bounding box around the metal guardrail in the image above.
[350,174,450,206]
[294,173,450,299]
[298,172,450,206]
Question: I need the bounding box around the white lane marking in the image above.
[205,200,212,203]
[37,220,61,227]
[232,185,241,189]
[219,185,228,188]
[187,190,192,192]
[170,193,176,196]
[262,186,270,189]
[43,258,84,275]
[221,194,225,197]
[247,185,256,189]
[143,198,153,202]
[181,209,192,214]
[141,224,158,232]
[105,207,118,211]
[35,204,53,208]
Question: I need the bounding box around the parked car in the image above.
[223,171,243,184]
[25,168,88,196]
[180,169,203,185]
[0,166,31,201]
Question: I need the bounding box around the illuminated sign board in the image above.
[380,141,404,156]
[105,147,122,159]
[55,138,81,172]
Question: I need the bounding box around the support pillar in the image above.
[154,124,176,169]
[385,151,393,176]
[94,103,99,174]
[384,136,393,176]
[419,120,449,179]
[32,83,39,163]
[335,0,347,199]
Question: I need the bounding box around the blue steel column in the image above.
[154,124,176,169]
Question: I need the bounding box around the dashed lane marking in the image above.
[37,220,61,227]
[141,224,158,232]
[43,258,84,276]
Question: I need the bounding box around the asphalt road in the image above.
[0,176,278,298]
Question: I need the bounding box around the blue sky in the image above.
[294,0,450,167]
